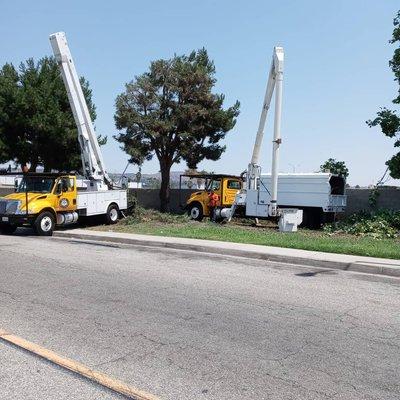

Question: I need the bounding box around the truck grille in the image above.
[0,199,7,214]
[0,199,20,215]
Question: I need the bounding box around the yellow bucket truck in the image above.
[0,32,127,235]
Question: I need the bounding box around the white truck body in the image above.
[236,172,346,227]
[77,190,127,216]
[257,173,346,212]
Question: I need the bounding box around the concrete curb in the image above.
[53,230,400,278]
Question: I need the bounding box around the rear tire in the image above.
[34,211,55,236]
[0,224,17,235]
[188,203,204,221]
[105,204,119,225]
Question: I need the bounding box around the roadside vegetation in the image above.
[91,207,400,260]
[323,209,400,239]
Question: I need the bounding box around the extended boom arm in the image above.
[247,46,284,217]
[49,32,111,189]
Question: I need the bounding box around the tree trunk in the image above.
[159,161,171,213]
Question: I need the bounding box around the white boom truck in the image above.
[220,46,303,231]
[0,32,127,236]
[49,31,127,219]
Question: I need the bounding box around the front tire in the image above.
[0,224,17,235]
[105,204,119,225]
[188,203,204,221]
[34,211,55,236]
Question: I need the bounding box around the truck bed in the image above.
[77,190,127,216]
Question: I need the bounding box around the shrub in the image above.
[126,191,137,215]
[121,206,190,225]
[323,209,400,239]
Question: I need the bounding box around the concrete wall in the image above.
[130,189,197,214]
[130,188,400,215]
[344,187,400,215]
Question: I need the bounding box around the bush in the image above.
[121,206,190,225]
[323,209,400,239]
[126,191,137,215]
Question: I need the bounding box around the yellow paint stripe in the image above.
[0,329,160,400]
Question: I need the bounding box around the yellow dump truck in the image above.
[180,174,242,221]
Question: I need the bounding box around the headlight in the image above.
[5,200,24,214]
[15,202,26,214]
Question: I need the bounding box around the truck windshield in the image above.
[205,179,221,191]
[17,177,56,193]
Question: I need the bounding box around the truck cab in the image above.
[0,173,78,235]
[181,174,242,221]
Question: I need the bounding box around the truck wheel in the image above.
[0,224,17,235]
[188,203,204,221]
[105,204,119,225]
[34,211,55,236]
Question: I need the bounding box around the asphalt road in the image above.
[0,233,399,400]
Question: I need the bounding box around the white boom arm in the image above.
[49,32,111,189]
[247,46,284,217]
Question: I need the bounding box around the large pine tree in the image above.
[114,49,240,211]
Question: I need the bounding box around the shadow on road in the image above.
[295,269,337,277]
[10,216,106,237]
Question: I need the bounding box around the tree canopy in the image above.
[367,10,400,179]
[114,48,240,211]
[0,56,102,172]
[320,158,349,179]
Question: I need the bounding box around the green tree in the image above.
[0,63,19,164]
[0,126,7,163]
[320,158,349,179]
[114,48,240,211]
[367,10,400,178]
[0,57,104,172]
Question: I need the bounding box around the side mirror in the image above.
[55,181,63,195]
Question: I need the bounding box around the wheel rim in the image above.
[40,216,53,232]
[190,207,200,219]
[109,208,118,221]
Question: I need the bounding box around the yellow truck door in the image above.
[54,176,78,212]
[222,179,242,206]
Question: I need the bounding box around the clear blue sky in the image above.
[1,0,399,186]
